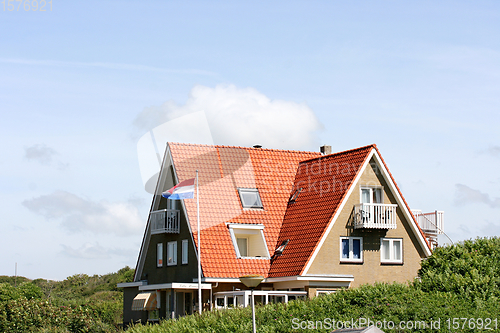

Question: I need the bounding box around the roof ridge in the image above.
[298,144,376,164]
[168,142,321,155]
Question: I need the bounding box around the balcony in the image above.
[412,210,444,249]
[354,203,397,229]
[150,209,180,234]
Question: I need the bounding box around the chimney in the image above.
[320,145,332,155]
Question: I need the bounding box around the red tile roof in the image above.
[168,142,430,279]
[169,142,320,278]
[268,145,374,277]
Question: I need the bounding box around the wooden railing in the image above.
[354,203,397,229]
[150,209,180,234]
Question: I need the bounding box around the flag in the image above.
[162,178,195,200]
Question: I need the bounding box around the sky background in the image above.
[1,1,499,281]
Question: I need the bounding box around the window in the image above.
[236,238,248,257]
[227,223,270,259]
[380,238,402,263]
[238,188,263,209]
[181,239,188,264]
[157,243,163,267]
[167,241,177,266]
[340,237,363,262]
[361,187,383,204]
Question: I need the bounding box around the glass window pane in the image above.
[382,240,390,260]
[373,188,383,203]
[361,189,370,203]
[157,243,163,267]
[393,240,401,261]
[352,239,361,259]
[237,238,248,257]
[341,239,349,258]
[182,240,188,264]
[239,189,263,208]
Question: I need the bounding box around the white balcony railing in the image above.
[354,203,397,229]
[150,209,180,234]
[412,210,444,235]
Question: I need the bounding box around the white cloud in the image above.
[454,184,500,208]
[22,191,143,236]
[133,84,323,151]
[24,144,57,165]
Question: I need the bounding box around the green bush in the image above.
[417,237,500,301]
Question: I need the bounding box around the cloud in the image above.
[454,184,500,208]
[0,58,216,76]
[22,191,143,236]
[24,144,57,165]
[61,242,135,260]
[133,84,323,151]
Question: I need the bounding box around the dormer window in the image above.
[238,188,263,209]
[227,223,270,259]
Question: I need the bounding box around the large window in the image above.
[228,223,270,259]
[238,188,263,209]
[181,239,188,264]
[157,243,163,267]
[340,237,363,262]
[380,238,403,263]
[167,241,177,266]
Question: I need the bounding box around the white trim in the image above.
[140,282,212,291]
[226,223,265,230]
[302,149,375,275]
[193,275,354,284]
[380,238,403,263]
[339,236,363,262]
[117,281,147,288]
[266,275,354,283]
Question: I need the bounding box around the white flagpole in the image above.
[196,170,202,315]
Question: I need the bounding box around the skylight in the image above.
[238,188,263,209]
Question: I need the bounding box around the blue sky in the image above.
[1,1,499,280]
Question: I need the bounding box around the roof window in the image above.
[238,188,263,209]
[227,223,270,259]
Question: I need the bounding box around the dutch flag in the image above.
[161,178,195,200]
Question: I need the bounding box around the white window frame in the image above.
[227,223,270,259]
[157,243,163,267]
[339,236,363,262]
[380,238,403,264]
[181,239,188,265]
[360,186,383,204]
[167,241,177,266]
[237,188,264,209]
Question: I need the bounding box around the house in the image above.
[118,142,444,325]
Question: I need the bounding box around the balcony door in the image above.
[361,187,383,224]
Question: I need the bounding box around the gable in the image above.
[268,145,374,277]
[303,156,428,285]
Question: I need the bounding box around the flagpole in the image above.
[196,169,202,315]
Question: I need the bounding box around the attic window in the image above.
[288,188,302,203]
[238,188,263,209]
[227,223,270,259]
